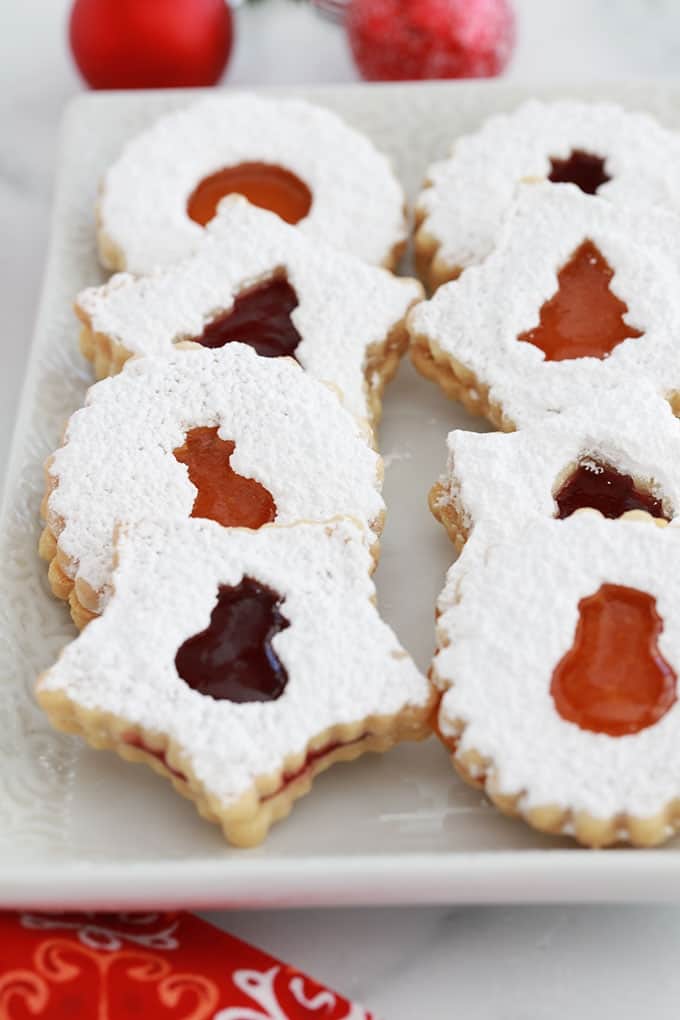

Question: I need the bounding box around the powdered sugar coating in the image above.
[438,387,680,536]
[45,345,384,605]
[39,518,431,806]
[98,94,407,273]
[434,514,680,820]
[417,99,680,274]
[409,183,680,427]
[79,196,422,422]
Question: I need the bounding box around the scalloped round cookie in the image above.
[431,388,680,549]
[416,99,680,290]
[79,196,423,426]
[39,345,384,628]
[433,514,680,848]
[37,518,434,847]
[409,183,680,429]
[98,94,407,274]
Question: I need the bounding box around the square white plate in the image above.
[5,80,680,909]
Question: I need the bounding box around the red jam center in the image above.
[551,584,677,736]
[187,163,312,227]
[173,427,276,530]
[555,459,667,521]
[517,240,643,361]
[175,576,290,703]
[194,278,302,359]
[548,150,611,195]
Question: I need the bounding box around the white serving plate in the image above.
[5,80,680,909]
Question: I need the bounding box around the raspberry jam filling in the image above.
[262,734,369,803]
[554,459,667,521]
[194,278,302,359]
[548,150,610,195]
[517,240,643,361]
[551,583,677,736]
[173,426,276,529]
[175,576,290,703]
[187,163,312,227]
[123,735,187,782]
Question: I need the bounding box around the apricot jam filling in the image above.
[518,240,643,361]
[554,459,667,521]
[551,583,677,736]
[187,163,312,227]
[175,576,289,704]
[548,150,610,195]
[194,277,302,359]
[173,426,276,530]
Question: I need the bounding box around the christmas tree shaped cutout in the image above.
[551,583,677,736]
[518,240,643,361]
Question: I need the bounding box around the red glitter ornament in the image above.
[69,0,233,90]
[346,0,515,82]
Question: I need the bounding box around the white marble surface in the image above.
[4,0,680,1015]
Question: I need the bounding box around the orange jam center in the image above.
[548,150,610,195]
[517,240,643,361]
[187,162,312,226]
[551,583,677,736]
[555,459,667,521]
[173,426,276,529]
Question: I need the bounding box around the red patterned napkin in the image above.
[0,911,374,1018]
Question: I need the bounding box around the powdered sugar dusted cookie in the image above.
[39,345,384,629]
[37,517,434,847]
[431,388,679,549]
[416,99,680,289]
[98,95,407,274]
[433,514,680,847]
[79,197,423,426]
[409,183,680,429]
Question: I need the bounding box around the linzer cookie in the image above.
[97,94,407,274]
[409,183,680,429]
[433,514,680,848]
[78,196,422,425]
[416,99,680,290]
[431,389,679,550]
[39,345,384,629]
[37,518,434,847]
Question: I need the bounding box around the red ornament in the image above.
[346,0,515,82]
[69,0,233,90]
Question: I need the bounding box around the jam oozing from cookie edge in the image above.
[173,427,276,530]
[194,278,302,359]
[187,163,312,227]
[175,576,290,703]
[517,240,643,361]
[261,733,370,803]
[554,459,668,521]
[548,150,611,195]
[551,584,677,736]
[127,732,371,803]
[123,734,188,782]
